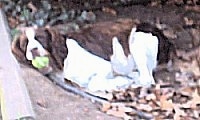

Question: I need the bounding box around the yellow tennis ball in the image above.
[32,56,49,69]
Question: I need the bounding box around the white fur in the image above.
[129,28,158,85]
[88,75,133,91]
[64,39,134,91]
[63,26,159,91]
[110,37,136,77]
[64,39,111,87]
[25,28,47,60]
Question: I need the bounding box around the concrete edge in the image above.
[0,9,35,120]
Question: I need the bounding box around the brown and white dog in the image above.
[12,19,174,91]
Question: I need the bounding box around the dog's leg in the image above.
[129,28,157,85]
[131,47,152,85]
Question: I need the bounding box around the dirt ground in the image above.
[21,65,120,120]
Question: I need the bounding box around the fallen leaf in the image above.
[155,84,161,100]
[181,88,200,109]
[160,95,174,111]
[138,98,147,104]
[173,105,186,120]
[102,7,117,16]
[101,102,111,112]
[190,88,200,108]
[163,30,177,39]
[146,93,157,101]
[181,102,192,109]
[137,104,153,112]
[184,17,194,26]
[118,106,133,113]
[179,87,193,97]
[193,110,199,119]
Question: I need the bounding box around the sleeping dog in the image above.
[14,20,174,91]
[64,26,158,91]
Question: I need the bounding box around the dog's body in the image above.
[65,25,159,89]
[12,19,174,91]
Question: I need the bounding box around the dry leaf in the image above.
[163,30,177,39]
[160,95,174,111]
[146,93,157,101]
[102,7,117,16]
[181,102,192,109]
[173,105,186,120]
[101,102,111,112]
[193,110,199,119]
[181,88,200,109]
[137,104,153,112]
[190,88,200,108]
[155,84,161,100]
[118,106,133,113]
[184,17,194,26]
[180,87,193,97]
[138,98,147,104]
[174,112,181,120]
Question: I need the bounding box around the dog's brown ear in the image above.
[33,27,68,72]
[11,33,29,64]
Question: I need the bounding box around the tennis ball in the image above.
[32,56,49,69]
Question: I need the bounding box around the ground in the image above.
[21,65,119,120]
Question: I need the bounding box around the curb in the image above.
[0,9,35,120]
